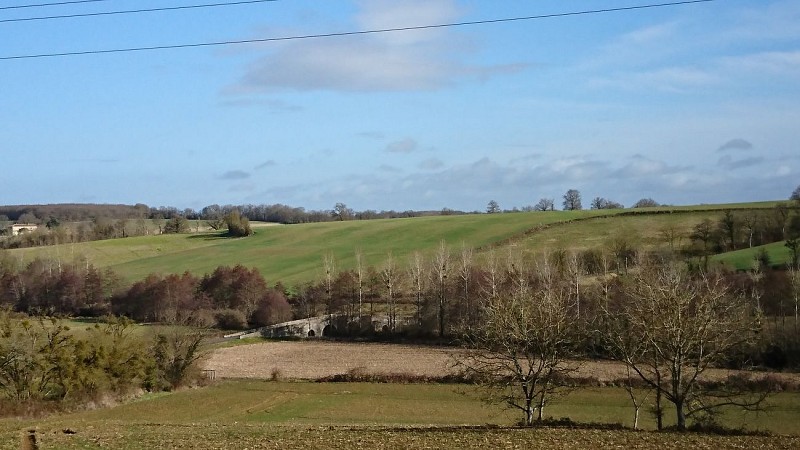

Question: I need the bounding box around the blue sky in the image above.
[1,0,798,211]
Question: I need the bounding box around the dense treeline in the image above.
[0,203,151,222]
[0,257,291,330]
[0,202,449,228]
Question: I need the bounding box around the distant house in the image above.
[10,223,40,236]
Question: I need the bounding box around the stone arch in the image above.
[307,329,316,337]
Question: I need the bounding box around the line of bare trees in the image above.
[297,243,797,429]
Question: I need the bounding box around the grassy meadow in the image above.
[4,202,783,286]
[712,241,794,270]
[1,380,797,449]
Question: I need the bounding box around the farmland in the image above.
[1,378,798,449]
[203,340,800,388]
[2,200,799,448]
[4,202,781,285]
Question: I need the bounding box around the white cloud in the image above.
[227,0,524,93]
[254,151,795,211]
[719,50,800,76]
[589,66,718,93]
[613,155,685,178]
[354,0,461,45]
[622,22,679,44]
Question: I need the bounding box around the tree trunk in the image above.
[438,291,445,338]
[537,385,547,421]
[654,387,664,431]
[676,398,687,430]
[525,406,534,426]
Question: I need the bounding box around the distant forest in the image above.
[0,202,453,225]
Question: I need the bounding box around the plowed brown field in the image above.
[203,340,800,386]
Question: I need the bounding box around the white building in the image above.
[9,223,40,236]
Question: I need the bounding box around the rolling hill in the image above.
[4,201,784,286]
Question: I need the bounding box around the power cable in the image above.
[1,0,279,23]
[1,0,113,11]
[0,0,717,61]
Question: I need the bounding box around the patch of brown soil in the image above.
[203,340,800,387]
[203,341,460,380]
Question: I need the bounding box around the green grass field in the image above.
[6,210,617,284]
[3,202,785,286]
[712,241,795,271]
[1,380,797,449]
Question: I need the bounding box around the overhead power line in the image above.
[1,0,279,23]
[0,0,112,11]
[0,0,716,61]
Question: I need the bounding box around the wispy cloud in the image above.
[717,138,753,152]
[255,160,277,170]
[589,66,718,93]
[378,164,402,173]
[386,138,418,153]
[418,158,444,170]
[358,131,386,140]
[719,50,800,76]
[219,170,250,180]
[229,182,257,192]
[219,97,303,112]
[717,155,764,170]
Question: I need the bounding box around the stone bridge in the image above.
[238,315,331,339]
[232,314,397,340]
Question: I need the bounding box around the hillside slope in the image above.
[5,202,780,286]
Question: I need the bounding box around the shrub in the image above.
[214,309,248,330]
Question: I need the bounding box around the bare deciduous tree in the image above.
[566,251,582,318]
[457,253,579,426]
[323,253,335,317]
[534,198,555,211]
[562,189,582,211]
[604,261,767,430]
[742,212,759,248]
[408,251,426,327]
[458,243,474,326]
[659,224,683,253]
[789,264,800,331]
[433,241,450,338]
[633,198,659,208]
[355,249,365,321]
[380,252,399,333]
